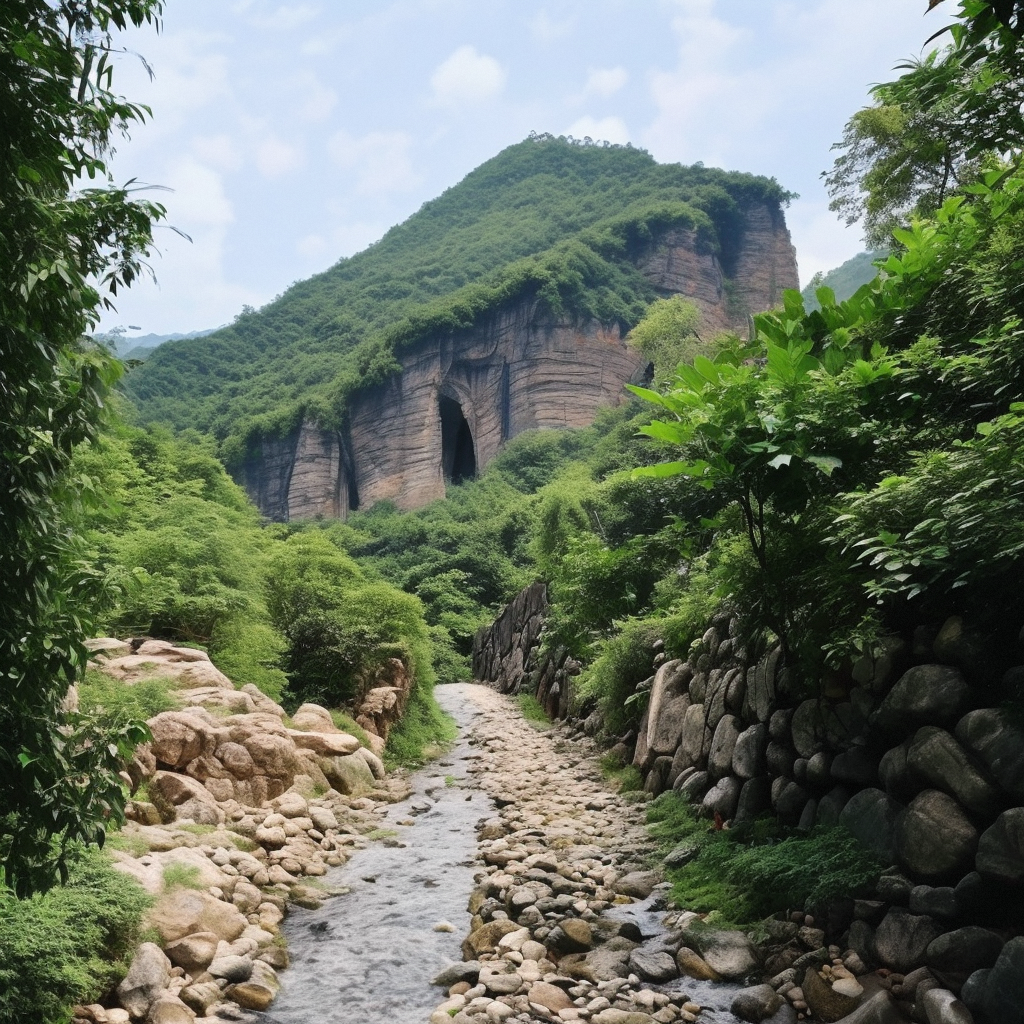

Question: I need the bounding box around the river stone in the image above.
[766,741,796,778]
[680,704,713,766]
[432,961,481,987]
[682,927,758,979]
[909,886,958,920]
[873,665,969,734]
[481,970,522,995]
[676,946,719,981]
[615,870,660,899]
[773,779,809,824]
[735,777,771,823]
[462,919,520,958]
[116,942,171,1018]
[826,991,904,1024]
[897,790,978,880]
[731,984,784,1022]
[831,747,879,787]
[225,981,276,1011]
[926,927,1004,984]
[528,981,572,1013]
[802,967,861,1022]
[548,918,593,953]
[163,931,219,973]
[708,715,741,779]
[839,788,901,864]
[678,769,710,803]
[879,740,916,802]
[920,988,974,1024]
[907,726,1001,817]
[180,981,222,1014]
[733,724,768,779]
[956,708,1024,801]
[146,996,193,1024]
[806,751,832,789]
[650,694,691,758]
[701,775,742,820]
[815,786,851,828]
[974,806,1024,885]
[961,936,1024,1024]
[791,700,825,757]
[629,948,678,982]
[873,907,943,973]
[208,955,254,983]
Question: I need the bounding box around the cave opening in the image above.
[439,394,477,484]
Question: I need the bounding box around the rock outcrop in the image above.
[238,207,799,521]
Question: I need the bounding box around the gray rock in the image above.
[116,942,171,1018]
[708,715,741,780]
[873,907,943,973]
[879,740,916,802]
[831,747,879,787]
[678,769,710,803]
[772,779,810,824]
[873,665,969,734]
[828,991,904,1024]
[926,926,1004,984]
[615,870,661,899]
[432,961,482,986]
[664,840,701,868]
[769,708,794,742]
[682,926,759,980]
[701,775,743,821]
[628,948,677,982]
[961,936,1024,1024]
[766,741,796,778]
[975,807,1024,885]
[921,987,975,1024]
[207,955,254,983]
[745,647,781,724]
[733,723,768,779]
[798,798,818,831]
[731,984,783,1023]
[680,703,713,767]
[909,885,958,920]
[806,751,833,789]
[897,790,978,880]
[650,692,691,757]
[791,699,825,758]
[839,788,902,864]
[846,919,875,965]
[907,726,1002,817]
[875,871,914,905]
[735,776,771,823]
[815,786,851,828]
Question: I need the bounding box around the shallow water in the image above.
[259,685,486,1024]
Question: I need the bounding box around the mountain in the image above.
[124,135,799,519]
[95,328,218,360]
[801,250,888,310]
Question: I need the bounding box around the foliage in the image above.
[78,668,180,722]
[647,794,879,925]
[0,850,150,1023]
[161,862,203,891]
[628,295,706,383]
[517,693,549,724]
[383,679,457,769]
[0,0,166,895]
[826,0,1024,245]
[123,136,792,456]
[801,250,888,311]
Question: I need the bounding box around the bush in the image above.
[383,679,457,769]
[78,669,179,722]
[0,851,151,1024]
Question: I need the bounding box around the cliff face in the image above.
[237,203,799,521]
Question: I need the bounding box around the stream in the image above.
[258,685,746,1024]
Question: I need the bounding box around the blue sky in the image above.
[101,0,937,336]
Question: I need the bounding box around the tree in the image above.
[1,1,165,895]
[826,0,1024,246]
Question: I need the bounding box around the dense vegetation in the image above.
[800,249,887,311]
[124,136,791,460]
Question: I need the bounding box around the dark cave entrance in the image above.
[439,395,477,484]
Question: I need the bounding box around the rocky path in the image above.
[424,684,735,1024]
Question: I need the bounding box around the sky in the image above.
[99,0,938,337]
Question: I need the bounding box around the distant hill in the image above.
[124,135,793,456]
[95,328,218,360]
[801,250,888,310]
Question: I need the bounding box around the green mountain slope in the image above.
[124,135,791,457]
[801,249,888,310]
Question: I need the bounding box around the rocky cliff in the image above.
[237,204,799,521]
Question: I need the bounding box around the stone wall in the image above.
[238,203,799,521]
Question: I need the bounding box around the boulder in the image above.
[208,955,254,983]
[163,931,219,973]
[731,984,784,1023]
[907,726,1001,817]
[628,948,677,982]
[772,779,810,824]
[708,715,741,779]
[701,775,742,821]
[528,981,573,1013]
[839,789,901,865]
[615,870,660,899]
[879,740,916,802]
[920,988,975,1024]
[147,712,218,769]
[735,777,772,823]
[146,995,193,1024]
[826,992,903,1024]
[873,907,943,973]
[676,946,719,981]
[831,748,880,787]
[681,926,758,979]
[909,885,958,921]
[873,665,969,734]
[802,967,861,1022]
[289,703,336,732]
[733,724,768,779]
[648,663,691,756]
[766,741,796,778]
[318,751,376,796]
[791,700,825,758]
[462,919,521,958]
[956,708,1024,801]
[975,807,1024,885]
[432,961,482,987]
[897,790,978,880]
[926,927,1004,986]
[286,729,360,756]
[146,889,248,944]
[677,769,710,803]
[815,786,851,828]
[680,704,713,766]
[148,771,223,825]
[960,936,1024,1024]
[116,943,171,1019]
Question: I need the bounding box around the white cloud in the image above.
[583,66,628,99]
[164,158,234,229]
[565,115,630,145]
[299,78,337,121]
[241,3,319,31]
[192,134,242,172]
[296,220,388,264]
[327,130,419,197]
[256,137,304,178]
[297,233,329,260]
[430,46,506,106]
[529,10,576,43]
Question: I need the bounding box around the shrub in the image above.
[78,669,180,722]
[0,851,151,1024]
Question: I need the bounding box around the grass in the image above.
[383,680,457,769]
[517,693,550,726]
[599,752,644,793]
[78,668,180,723]
[646,792,881,927]
[0,850,151,1024]
[107,831,149,857]
[161,863,204,892]
[444,775,457,787]
[364,828,398,841]
[330,710,374,749]
[175,823,216,836]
